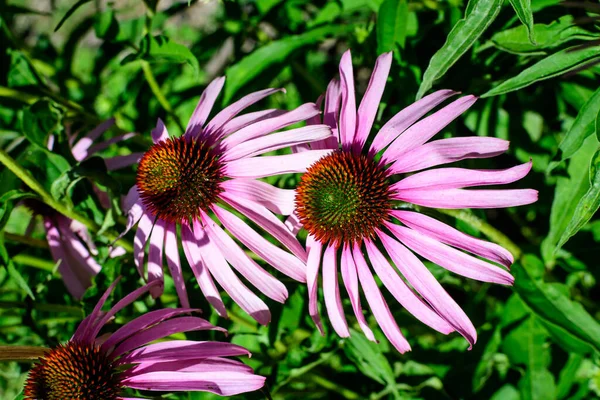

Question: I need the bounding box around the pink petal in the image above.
[126,357,252,376]
[104,153,144,171]
[217,109,286,140]
[122,370,265,396]
[223,124,332,162]
[205,88,284,137]
[186,77,225,138]
[102,308,198,351]
[181,223,227,318]
[71,118,115,161]
[284,213,302,236]
[87,132,136,158]
[151,118,169,143]
[381,95,478,164]
[378,231,476,347]
[386,223,514,285]
[352,244,411,353]
[72,278,120,343]
[322,244,350,337]
[120,340,251,364]
[224,150,332,178]
[391,161,533,191]
[164,222,190,308]
[112,187,143,246]
[364,240,454,334]
[388,137,510,174]
[354,52,392,153]
[133,210,154,281]
[221,179,296,215]
[147,218,166,298]
[392,210,513,267]
[393,188,539,209]
[340,245,375,341]
[306,235,324,334]
[213,206,305,282]
[370,90,457,155]
[194,219,271,325]
[220,194,307,262]
[221,103,320,150]
[112,316,223,357]
[339,50,356,151]
[201,210,288,303]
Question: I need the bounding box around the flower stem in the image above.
[0,149,133,252]
[4,233,48,249]
[13,254,56,272]
[437,208,523,260]
[0,345,49,362]
[141,61,185,132]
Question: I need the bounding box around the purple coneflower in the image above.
[292,50,538,353]
[120,77,333,324]
[24,279,265,399]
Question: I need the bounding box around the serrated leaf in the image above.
[376,0,408,54]
[482,46,600,97]
[54,0,92,32]
[224,26,343,103]
[416,0,503,99]
[555,148,600,251]
[558,87,600,160]
[508,0,535,44]
[123,34,200,76]
[542,134,598,264]
[513,254,600,354]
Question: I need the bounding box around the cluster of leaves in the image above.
[1,0,600,399]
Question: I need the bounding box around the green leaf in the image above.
[513,254,600,354]
[94,9,120,41]
[123,35,200,76]
[556,354,584,400]
[344,329,396,388]
[0,236,35,299]
[20,100,64,150]
[7,51,39,87]
[542,134,599,264]
[376,0,408,54]
[555,148,600,251]
[490,385,520,400]
[490,16,598,54]
[224,26,343,103]
[472,326,503,392]
[0,190,36,231]
[50,156,119,204]
[482,46,600,97]
[508,0,535,44]
[416,0,503,99]
[558,87,600,160]
[539,319,594,355]
[54,0,92,32]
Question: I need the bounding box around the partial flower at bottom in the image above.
[23,279,265,399]
[290,50,538,353]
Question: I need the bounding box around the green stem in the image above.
[141,61,185,132]
[307,374,360,399]
[4,233,48,249]
[0,149,133,252]
[13,254,56,272]
[437,208,522,260]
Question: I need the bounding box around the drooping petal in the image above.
[222,103,320,150]
[391,161,533,191]
[391,210,514,267]
[381,95,478,164]
[164,222,190,308]
[213,206,305,282]
[306,235,324,334]
[364,240,454,334]
[221,179,296,215]
[194,219,271,325]
[388,137,510,174]
[181,223,227,318]
[386,223,514,285]
[71,118,115,161]
[87,132,136,158]
[222,125,332,162]
[224,150,332,179]
[186,77,226,138]
[340,245,375,341]
[339,50,356,151]
[122,371,265,396]
[204,88,284,136]
[352,244,411,353]
[151,118,169,143]
[284,212,303,236]
[133,210,154,280]
[104,153,144,170]
[220,194,307,262]
[201,210,288,303]
[124,358,252,378]
[377,231,477,347]
[72,278,121,343]
[392,188,539,209]
[147,218,166,298]
[119,340,251,364]
[112,187,144,245]
[217,109,286,139]
[354,52,392,153]
[322,244,350,337]
[370,90,457,155]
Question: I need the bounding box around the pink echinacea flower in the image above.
[292,50,538,353]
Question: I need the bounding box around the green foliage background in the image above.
[1,0,600,399]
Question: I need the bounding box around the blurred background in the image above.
[1,0,600,399]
